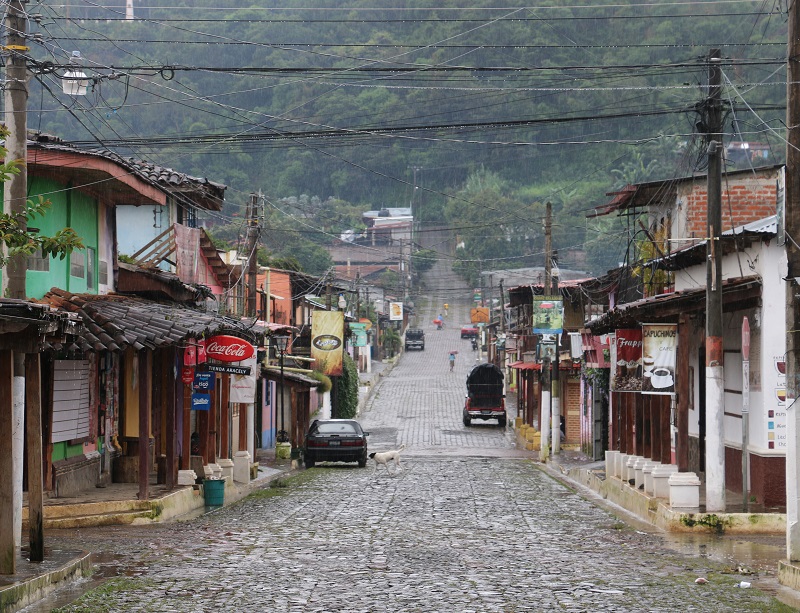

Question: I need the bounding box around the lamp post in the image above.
[274,335,290,449]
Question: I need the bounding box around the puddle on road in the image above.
[18,552,147,613]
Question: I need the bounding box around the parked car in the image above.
[405,328,425,350]
[303,419,369,468]
[463,363,506,427]
[461,325,479,339]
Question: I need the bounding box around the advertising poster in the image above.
[769,355,787,450]
[532,296,563,334]
[389,301,403,321]
[311,310,344,376]
[229,355,257,403]
[349,322,368,347]
[612,329,642,392]
[641,324,677,395]
[608,333,617,390]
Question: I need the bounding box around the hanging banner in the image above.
[311,310,344,376]
[612,329,642,392]
[608,333,617,390]
[197,338,207,364]
[349,322,368,347]
[532,296,563,334]
[389,301,403,321]
[641,323,677,395]
[229,355,257,403]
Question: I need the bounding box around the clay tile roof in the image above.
[38,290,261,353]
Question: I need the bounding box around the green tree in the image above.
[336,352,359,419]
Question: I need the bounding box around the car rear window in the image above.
[317,422,358,434]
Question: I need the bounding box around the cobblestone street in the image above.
[34,290,794,612]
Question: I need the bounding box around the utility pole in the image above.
[1,1,28,574]
[244,193,260,318]
[540,202,553,460]
[786,0,800,560]
[705,48,726,512]
[551,247,561,455]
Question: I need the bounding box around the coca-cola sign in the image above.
[206,335,255,363]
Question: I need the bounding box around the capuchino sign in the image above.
[312,334,342,351]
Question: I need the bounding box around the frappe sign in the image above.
[206,335,255,363]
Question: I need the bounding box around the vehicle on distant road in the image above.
[303,419,369,468]
[405,328,425,350]
[461,324,478,339]
[463,363,506,427]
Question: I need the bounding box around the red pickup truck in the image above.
[463,363,506,428]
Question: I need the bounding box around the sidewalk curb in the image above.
[1,552,92,613]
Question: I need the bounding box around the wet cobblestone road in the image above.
[42,296,793,612]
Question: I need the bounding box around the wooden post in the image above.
[677,314,690,471]
[138,350,150,501]
[25,353,43,561]
[181,382,191,470]
[0,350,15,573]
[165,348,176,489]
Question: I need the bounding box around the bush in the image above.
[336,352,359,419]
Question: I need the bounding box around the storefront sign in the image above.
[533,296,563,335]
[206,335,255,363]
[207,363,251,376]
[641,324,677,395]
[193,371,215,392]
[612,329,642,392]
[389,301,403,321]
[181,366,194,385]
[350,322,368,347]
[191,393,211,411]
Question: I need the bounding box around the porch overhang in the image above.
[587,275,762,335]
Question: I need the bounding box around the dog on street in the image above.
[369,444,406,474]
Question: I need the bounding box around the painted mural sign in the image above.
[769,354,787,450]
[311,310,344,377]
[612,329,642,392]
[389,301,403,321]
[349,322,368,347]
[641,324,677,396]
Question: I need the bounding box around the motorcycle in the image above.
[471,338,478,351]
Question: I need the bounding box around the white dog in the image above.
[369,444,406,474]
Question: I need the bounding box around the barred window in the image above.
[99,260,108,285]
[87,247,96,290]
[27,248,50,272]
[70,249,85,278]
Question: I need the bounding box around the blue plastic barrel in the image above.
[204,479,225,506]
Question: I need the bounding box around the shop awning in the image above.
[509,361,541,371]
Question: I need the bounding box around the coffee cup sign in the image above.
[206,335,255,363]
[641,324,677,395]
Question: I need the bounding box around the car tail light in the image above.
[340,439,364,447]
[307,439,327,447]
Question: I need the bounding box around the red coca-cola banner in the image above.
[206,335,255,363]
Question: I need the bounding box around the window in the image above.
[27,248,50,272]
[99,260,108,286]
[87,247,96,290]
[52,360,90,443]
[70,249,85,278]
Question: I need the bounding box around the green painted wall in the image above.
[22,177,99,299]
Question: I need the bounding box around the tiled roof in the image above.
[38,289,261,353]
[29,134,226,211]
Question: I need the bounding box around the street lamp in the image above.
[338,294,346,311]
[62,51,90,96]
[274,335,290,445]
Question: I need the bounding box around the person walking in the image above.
[449,351,456,372]
[443,303,449,317]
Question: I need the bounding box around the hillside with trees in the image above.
[23,1,787,278]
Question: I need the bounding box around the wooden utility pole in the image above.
[540,202,553,459]
[551,246,561,454]
[786,0,800,560]
[705,48,726,512]
[245,193,260,318]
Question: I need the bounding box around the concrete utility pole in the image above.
[705,48,726,513]
[786,0,800,561]
[551,248,561,455]
[2,1,28,573]
[540,202,553,460]
[245,193,260,318]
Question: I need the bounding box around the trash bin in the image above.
[204,478,225,506]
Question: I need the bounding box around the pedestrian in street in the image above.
[449,351,456,372]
